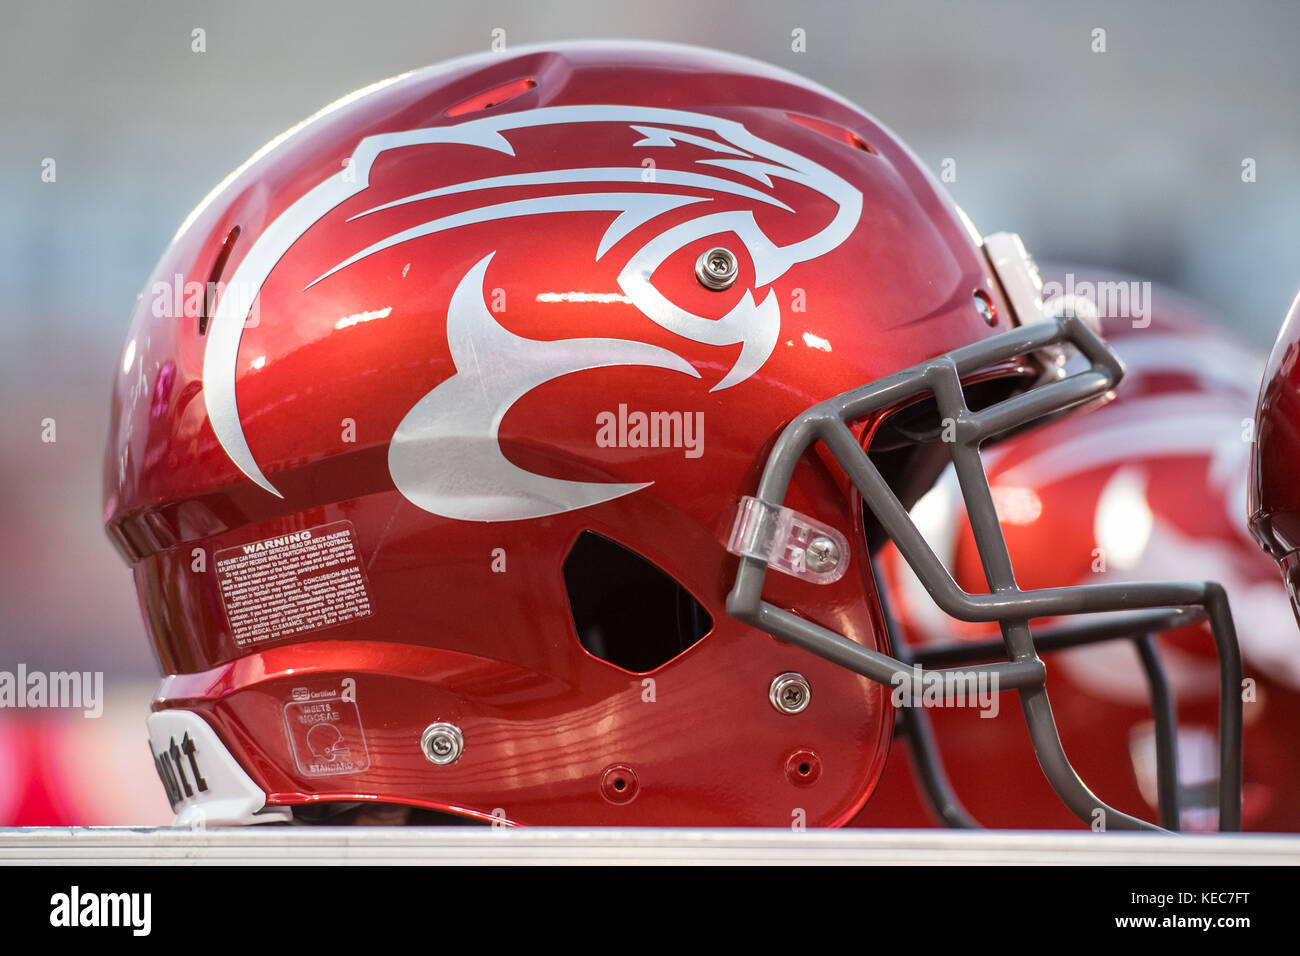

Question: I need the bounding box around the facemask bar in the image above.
[884,585,1195,830]
[725,312,1243,832]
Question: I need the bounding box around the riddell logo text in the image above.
[595,404,704,459]
[49,886,151,936]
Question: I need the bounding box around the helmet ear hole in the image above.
[562,531,713,673]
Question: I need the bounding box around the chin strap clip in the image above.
[726,496,850,585]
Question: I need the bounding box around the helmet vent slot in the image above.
[446,77,538,117]
[199,225,241,335]
[562,531,713,673]
[786,112,876,154]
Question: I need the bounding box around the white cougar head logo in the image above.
[202,105,862,521]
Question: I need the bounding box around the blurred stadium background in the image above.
[0,0,1297,824]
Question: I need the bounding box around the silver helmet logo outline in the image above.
[201,105,863,519]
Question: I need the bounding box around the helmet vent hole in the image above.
[563,531,713,673]
[199,225,241,336]
[785,749,822,786]
[446,77,538,117]
[786,112,876,154]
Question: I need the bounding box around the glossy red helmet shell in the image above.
[104,42,1028,825]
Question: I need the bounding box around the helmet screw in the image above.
[804,535,840,573]
[695,247,739,290]
[973,289,997,326]
[421,722,464,765]
[769,672,812,714]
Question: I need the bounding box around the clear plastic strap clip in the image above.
[726,496,850,585]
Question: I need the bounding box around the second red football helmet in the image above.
[860,271,1299,831]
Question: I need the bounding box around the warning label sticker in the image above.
[283,684,370,777]
[215,521,373,647]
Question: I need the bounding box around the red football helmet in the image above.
[104,42,1242,829]
[857,271,1300,831]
